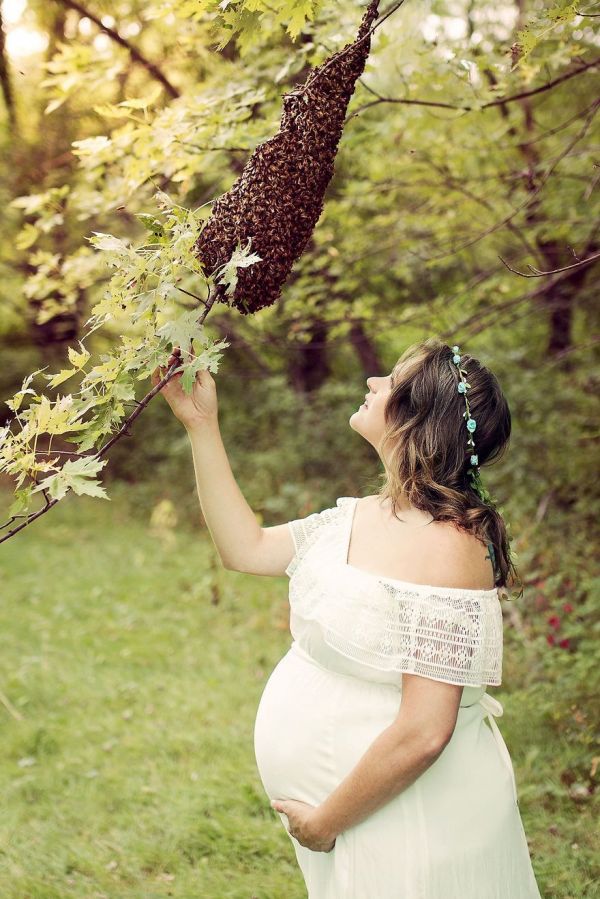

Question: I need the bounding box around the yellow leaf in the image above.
[93,104,130,118]
[67,343,90,369]
[118,85,163,110]
[35,396,52,432]
[16,223,40,251]
[45,96,66,115]
[47,368,78,388]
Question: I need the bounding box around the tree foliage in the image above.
[0,0,598,536]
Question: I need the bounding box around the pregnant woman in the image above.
[152,336,543,898]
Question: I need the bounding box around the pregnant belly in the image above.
[253,643,401,805]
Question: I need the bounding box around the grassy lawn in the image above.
[0,485,596,898]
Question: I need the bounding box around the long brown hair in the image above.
[376,337,521,597]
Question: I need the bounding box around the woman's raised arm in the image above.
[151,352,294,576]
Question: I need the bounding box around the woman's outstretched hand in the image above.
[151,345,219,431]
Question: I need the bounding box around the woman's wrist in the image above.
[184,415,219,435]
[313,805,339,843]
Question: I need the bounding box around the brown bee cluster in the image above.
[194,0,381,315]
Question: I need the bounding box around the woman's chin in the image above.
[349,408,365,432]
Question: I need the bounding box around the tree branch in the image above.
[348,56,600,122]
[418,99,600,262]
[482,55,600,109]
[444,261,597,341]
[498,249,600,277]
[52,0,180,99]
[0,291,219,544]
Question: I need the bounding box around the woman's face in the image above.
[349,364,398,453]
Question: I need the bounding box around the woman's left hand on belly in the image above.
[270,798,336,852]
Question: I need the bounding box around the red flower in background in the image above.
[562,602,574,614]
[546,634,556,646]
[547,615,561,630]
[559,638,570,649]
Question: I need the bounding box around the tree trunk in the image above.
[0,7,16,128]
[348,318,382,376]
[288,314,332,393]
[536,238,597,365]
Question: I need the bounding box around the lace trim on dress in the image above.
[286,496,503,687]
[285,501,347,579]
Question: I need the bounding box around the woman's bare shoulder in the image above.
[365,495,494,589]
[428,521,495,589]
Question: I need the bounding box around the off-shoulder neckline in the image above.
[338,496,499,599]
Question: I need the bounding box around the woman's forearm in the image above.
[314,725,444,840]
[185,421,262,569]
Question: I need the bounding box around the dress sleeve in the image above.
[299,575,504,687]
[397,589,503,686]
[284,496,351,579]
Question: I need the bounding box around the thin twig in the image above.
[440,259,597,342]
[419,99,600,262]
[498,249,600,277]
[176,285,209,306]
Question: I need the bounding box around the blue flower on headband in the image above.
[453,354,461,364]
[452,345,459,353]
[466,418,477,432]
[470,454,479,466]
[457,382,467,394]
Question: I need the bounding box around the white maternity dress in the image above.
[253,496,543,899]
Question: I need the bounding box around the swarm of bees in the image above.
[194,0,381,315]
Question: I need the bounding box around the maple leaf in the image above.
[30,456,109,501]
[155,309,206,351]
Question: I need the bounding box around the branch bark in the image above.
[498,249,600,277]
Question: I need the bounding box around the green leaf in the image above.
[16,223,40,251]
[9,486,34,517]
[31,456,109,501]
[118,85,163,109]
[178,338,230,394]
[180,354,208,395]
[155,309,206,351]
[5,368,47,412]
[214,238,262,296]
[67,342,91,370]
[45,368,79,388]
[88,232,131,254]
[136,214,165,237]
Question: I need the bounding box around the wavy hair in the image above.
[376,337,521,597]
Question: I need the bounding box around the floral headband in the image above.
[451,344,520,592]
[451,345,497,509]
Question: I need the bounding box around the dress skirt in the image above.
[254,641,543,899]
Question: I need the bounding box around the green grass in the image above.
[0,484,597,898]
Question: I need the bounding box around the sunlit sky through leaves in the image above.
[0,0,522,61]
